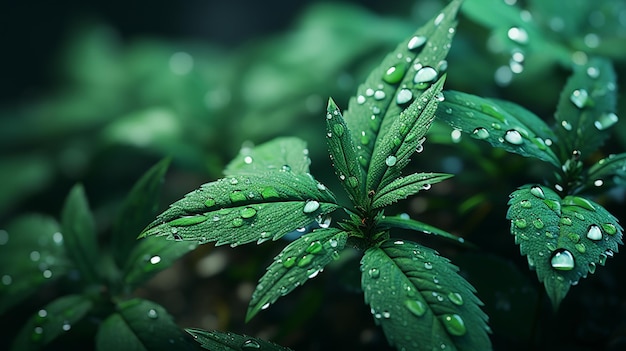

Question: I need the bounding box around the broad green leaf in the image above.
[0,215,70,314]
[122,237,198,290]
[343,0,461,174]
[95,298,197,351]
[437,91,560,166]
[507,184,623,308]
[585,153,626,190]
[186,329,292,351]
[379,214,472,248]
[111,158,171,269]
[225,137,312,175]
[326,98,366,204]
[553,57,617,162]
[368,77,446,193]
[61,184,100,283]
[361,240,491,351]
[372,172,452,209]
[11,294,93,351]
[246,227,348,321]
[140,172,340,247]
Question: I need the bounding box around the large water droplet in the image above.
[261,186,280,199]
[550,249,575,271]
[368,268,380,279]
[594,112,618,130]
[204,198,216,208]
[514,218,527,229]
[405,299,426,317]
[240,207,257,219]
[414,66,438,84]
[442,314,467,336]
[383,63,408,84]
[374,90,386,100]
[407,35,427,51]
[303,200,320,214]
[471,127,490,139]
[147,309,158,319]
[333,123,345,137]
[602,223,617,235]
[396,88,413,105]
[530,185,545,199]
[385,155,398,167]
[283,256,296,268]
[507,27,529,44]
[586,225,602,241]
[306,241,323,254]
[298,255,313,267]
[448,292,464,306]
[232,218,244,227]
[504,129,523,145]
[230,191,247,203]
[424,262,433,270]
[242,339,261,349]
[570,89,589,108]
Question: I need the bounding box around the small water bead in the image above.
[442,314,467,336]
[383,63,408,84]
[594,112,619,130]
[507,27,529,44]
[230,191,247,203]
[587,66,600,78]
[586,225,603,241]
[303,200,320,214]
[588,262,597,274]
[414,66,438,84]
[283,256,297,268]
[149,255,162,265]
[434,13,445,26]
[32,326,44,342]
[593,179,603,187]
[602,223,617,235]
[347,176,359,188]
[62,321,71,331]
[242,339,262,349]
[356,95,366,104]
[448,292,464,306]
[471,127,490,140]
[306,241,323,254]
[424,262,433,270]
[407,35,427,51]
[570,89,589,108]
[405,299,426,317]
[422,183,432,190]
[561,217,573,226]
[204,198,216,208]
[365,88,374,96]
[533,218,544,229]
[232,218,244,227]
[328,238,338,247]
[298,255,313,267]
[368,268,380,279]
[261,186,280,200]
[451,129,462,143]
[239,207,257,219]
[520,200,532,208]
[396,89,413,105]
[530,185,545,199]
[546,243,557,251]
[550,249,575,271]
[281,164,292,172]
[514,218,527,229]
[147,309,158,319]
[575,243,586,254]
[385,155,398,167]
[504,129,524,145]
[333,123,345,137]
[374,90,386,100]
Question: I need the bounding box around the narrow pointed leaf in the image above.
[140,172,340,247]
[326,98,366,204]
[507,184,623,308]
[61,184,100,283]
[361,239,491,351]
[368,77,446,192]
[372,172,452,209]
[553,57,618,162]
[187,329,292,351]
[585,153,626,189]
[0,215,70,314]
[11,295,93,351]
[246,228,348,321]
[343,0,461,173]
[379,214,473,248]
[225,137,312,175]
[122,237,198,290]
[112,158,171,269]
[437,91,560,166]
[95,298,197,351]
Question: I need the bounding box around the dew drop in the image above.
[586,66,600,78]
[520,200,532,208]
[507,27,529,44]
[586,224,602,241]
[533,218,544,229]
[306,241,323,254]
[448,292,464,306]
[368,267,380,279]
[451,129,462,143]
[575,243,586,254]
[243,156,253,164]
[405,299,426,317]
[514,218,527,229]
[396,89,413,105]
[232,218,244,227]
[471,127,490,140]
[434,13,445,26]
[147,309,158,319]
[570,89,589,108]
[230,191,247,203]
[561,217,573,226]
[356,95,366,104]
[261,186,280,199]
[594,112,618,130]
[298,255,313,267]
[530,185,545,199]
[424,262,433,270]
[333,123,345,137]
[407,35,427,51]
[242,339,261,349]
[383,63,408,84]
[602,223,617,235]
[204,198,216,208]
[347,176,359,188]
[550,249,575,271]
[504,129,524,145]
[240,207,257,219]
[374,90,386,100]
[588,262,597,274]
[442,314,467,336]
[414,66,438,84]
[303,200,320,214]
[149,255,161,264]
[283,257,297,268]
[62,321,71,331]
[385,155,398,167]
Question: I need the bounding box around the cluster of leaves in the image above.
[140,1,493,350]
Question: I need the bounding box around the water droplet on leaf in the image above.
[385,155,397,167]
[147,309,158,319]
[550,249,575,271]
[448,292,464,306]
[594,112,618,130]
[303,200,320,214]
[396,89,413,105]
[240,207,257,219]
[405,299,426,317]
[442,314,467,336]
[230,191,247,203]
[368,268,380,279]
[407,36,427,51]
[586,224,602,241]
[283,257,296,268]
[306,241,323,254]
[242,339,261,349]
[570,89,589,108]
[383,63,408,84]
[471,127,489,139]
[530,185,545,199]
[414,66,438,84]
[504,129,523,145]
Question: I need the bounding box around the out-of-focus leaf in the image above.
[0,215,70,314]
[95,298,198,351]
[61,184,100,284]
[186,329,292,351]
[10,295,93,351]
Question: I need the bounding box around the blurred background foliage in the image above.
[1,0,625,350]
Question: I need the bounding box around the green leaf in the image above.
[61,184,100,283]
[379,214,473,248]
[507,184,623,308]
[225,137,312,175]
[112,158,171,269]
[140,172,340,247]
[95,298,198,351]
[246,227,348,321]
[585,153,626,189]
[0,215,70,314]
[326,98,366,204]
[122,237,198,290]
[368,77,446,193]
[361,239,491,351]
[11,294,93,351]
[553,57,617,162]
[372,172,452,209]
[186,329,293,351]
[343,0,461,174]
[437,90,560,166]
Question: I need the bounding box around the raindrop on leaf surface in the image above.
[442,314,467,336]
[550,249,575,271]
[405,299,426,317]
[586,225,602,241]
[303,200,320,214]
[504,129,523,145]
